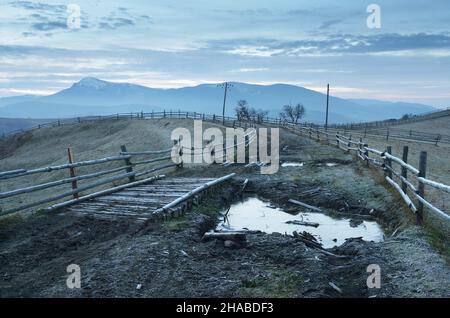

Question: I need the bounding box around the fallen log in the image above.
[286,220,320,227]
[202,231,247,242]
[288,199,322,212]
[292,231,322,249]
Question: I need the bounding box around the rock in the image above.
[136,283,142,290]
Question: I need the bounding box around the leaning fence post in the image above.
[67,147,79,199]
[385,146,392,178]
[401,146,409,193]
[120,145,135,182]
[416,151,427,225]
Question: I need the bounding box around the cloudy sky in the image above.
[0,0,449,107]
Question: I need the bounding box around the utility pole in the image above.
[325,84,330,131]
[222,82,228,126]
[217,82,233,126]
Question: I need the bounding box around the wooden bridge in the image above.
[64,176,232,221]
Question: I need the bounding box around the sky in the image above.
[0,0,450,108]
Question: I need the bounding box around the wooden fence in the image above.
[0,142,180,216]
[2,109,449,145]
[282,123,450,224]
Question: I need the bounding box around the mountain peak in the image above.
[75,77,109,89]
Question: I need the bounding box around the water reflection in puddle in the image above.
[281,162,304,167]
[218,197,384,248]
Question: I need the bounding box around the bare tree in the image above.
[235,100,250,121]
[255,109,268,124]
[280,103,305,124]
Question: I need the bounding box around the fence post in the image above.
[359,138,363,160]
[120,145,135,182]
[347,135,352,153]
[385,146,392,178]
[386,128,389,141]
[435,135,441,146]
[364,143,369,166]
[416,151,427,225]
[336,132,339,148]
[401,146,409,193]
[67,148,79,199]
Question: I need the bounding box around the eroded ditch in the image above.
[217,196,385,248]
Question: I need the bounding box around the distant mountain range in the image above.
[0,77,437,125]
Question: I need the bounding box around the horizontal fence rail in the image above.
[0,141,183,216]
[282,122,450,224]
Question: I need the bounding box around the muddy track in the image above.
[0,127,449,297]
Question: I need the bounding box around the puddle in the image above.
[325,163,338,167]
[218,197,384,248]
[281,162,304,167]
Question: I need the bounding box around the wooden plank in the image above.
[95,196,170,204]
[288,199,322,212]
[46,175,164,212]
[69,204,151,214]
[69,209,152,218]
[76,201,152,211]
[116,191,193,197]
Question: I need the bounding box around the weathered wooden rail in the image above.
[0,142,179,216]
[283,123,450,224]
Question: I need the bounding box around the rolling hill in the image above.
[0,77,437,124]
